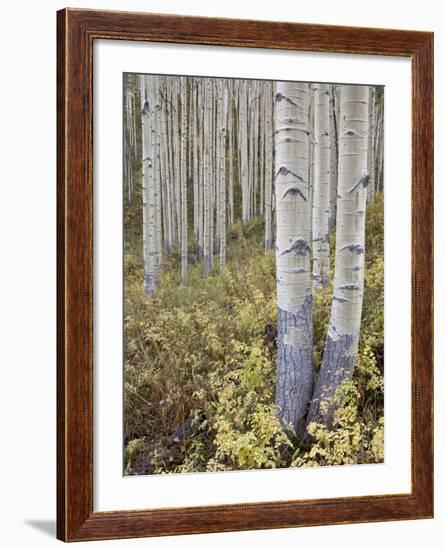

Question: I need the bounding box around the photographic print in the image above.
[123,73,384,476]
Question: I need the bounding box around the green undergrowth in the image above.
[124,194,384,475]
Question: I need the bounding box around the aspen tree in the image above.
[307,85,369,426]
[161,78,173,252]
[208,79,215,272]
[328,84,338,231]
[375,92,384,194]
[124,77,134,205]
[274,82,313,435]
[166,80,177,247]
[264,81,274,252]
[220,81,228,268]
[312,84,331,289]
[367,87,376,203]
[250,81,258,218]
[203,78,211,274]
[257,82,264,219]
[259,84,265,218]
[193,80,200,241]
[197,79,205,259]
[172,80,181,246]
[239,80,249,222]
[140,75,158,295]
[308,84,315,241]
[152,76,162,272]
[180,76,188,284]
[214,79,222,255]
[247,82,253,220]
[227,81,235,227]
[123,93,132,204]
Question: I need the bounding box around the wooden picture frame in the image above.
[57,8,433,542]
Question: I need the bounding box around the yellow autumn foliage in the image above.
[124,197,384,474]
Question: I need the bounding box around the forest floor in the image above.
[123,194,384,475]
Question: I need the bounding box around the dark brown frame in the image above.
[57,8,434,542]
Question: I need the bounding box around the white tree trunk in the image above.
[227,82,235,227]
[215,80,222,255]
[197,80,204,259]
[193,80,200,241]
[153,77,162,273]
[203,78,212,274]
[307,84,314,244]
[274,81,313,435]
[140,75,158,295]
[312,84,331,289]
[367,86,376,203]
[208,80,215,272]
[172,80,181,247]
[124,77,135,205]
[180,77,188,284]
[328,84,338,231]
[264,82,273,251]
[259,84,265,219]
[251,81,259,217]
[375,93,384,194]
[219,81,228,268]
[307,85,369,426]
[160,79,173,252]
[239,81,249,222]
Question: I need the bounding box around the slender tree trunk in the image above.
[312,84,331,289]
[203,78,211,274]
[140,75,158,295]
[328,84,338,231]
[215,80,222,255]
[159,90,171,252]
[166,83,177,247]
[131,79,137,151]
[227,82,235,227]
[307,85,369,427]
[161,79,173,252]
[259,84,265,219]
[378,108,384,193]
[208,80,215,272]
[251,82,259,218]
[198,80,204,259]
[239,80,249,222]
[274,81,313,435]
[308,85,315,243]
[172,80,181,247]
[367,86,376,203]
[375,93,384,194]
[153,77,162,272]
[248,82,254,221]
[264,81,273,252]
[193,80,200,240]
[220,81,228,268]
[124,76,135,205]
[180,77,188,284]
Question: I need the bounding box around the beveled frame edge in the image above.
[57,7,434,542]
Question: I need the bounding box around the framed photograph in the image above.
[57,8,433,542]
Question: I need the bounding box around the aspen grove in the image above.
[124,74,384,474]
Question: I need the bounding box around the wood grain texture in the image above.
[57,8,434,542]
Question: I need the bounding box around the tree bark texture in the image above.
[312,84,331,289]
[274,81,314,435]
[140,75,159,295]
[307,84,369,427]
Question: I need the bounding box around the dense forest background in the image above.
[123,74,384,475]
